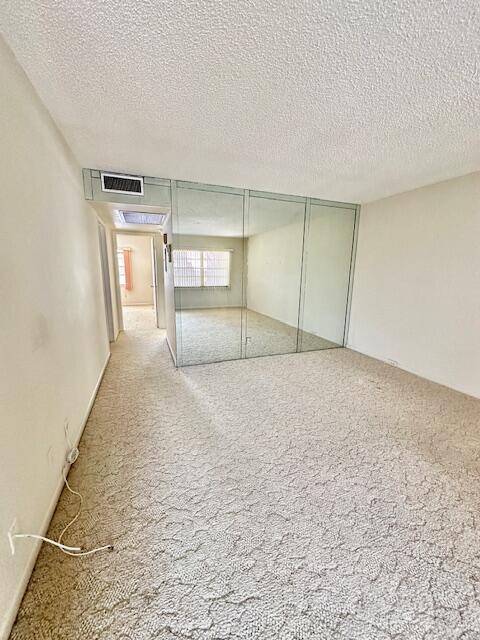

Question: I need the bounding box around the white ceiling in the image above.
[1,1,479,203]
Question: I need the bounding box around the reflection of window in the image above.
[117,250,126,286]
[174,249,231,287]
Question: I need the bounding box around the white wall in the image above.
[105,225,121,339]
[348,172,480,399]
[0,37,110,639]
[153,235,166,329]
[117,233,154,306]
[174,235,244,309]
[247,223,303,326]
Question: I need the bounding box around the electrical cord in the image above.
[13,424,114,557]
[12,534,81,553]
[57,466,113,557]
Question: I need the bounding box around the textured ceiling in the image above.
[1,1,479,203]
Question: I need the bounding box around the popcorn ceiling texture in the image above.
[1,1,479,203]
[10,307,480,639]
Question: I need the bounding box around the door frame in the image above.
[113,229,164,332]
[97,221,115,342]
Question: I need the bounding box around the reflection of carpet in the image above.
[176,307,340,365]
[11,319,480,640]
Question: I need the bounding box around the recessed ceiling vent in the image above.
[120,211,166,226]
[101,172,144,196]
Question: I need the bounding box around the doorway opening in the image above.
[116,232,158,332]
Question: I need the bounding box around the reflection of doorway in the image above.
[116,233,156,331]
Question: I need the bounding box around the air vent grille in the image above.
[121,211,166,225]
[101,172,144,195]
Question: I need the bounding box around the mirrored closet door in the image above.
[244,192,306,358]
[173,182,245,366]
[170,179,358,367]
[298,201,356,352]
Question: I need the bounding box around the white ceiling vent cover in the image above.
[101,172,144,196]
[120,211,166,225]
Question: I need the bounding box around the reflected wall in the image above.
[299,203,356,351]
[245,193,305,358]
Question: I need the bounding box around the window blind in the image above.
[174,249,231,287]
[117,250,126,286]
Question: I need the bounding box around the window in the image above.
[117,248,133,289]
[204,251,231,286]
[174,249,231,288]
[117,250,126,286]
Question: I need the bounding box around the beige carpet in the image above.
[176,307,339,365]
[10,307,480,639]
[122,305,156,331]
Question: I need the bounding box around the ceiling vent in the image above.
[101,172,144,196]
[120,211,166,226]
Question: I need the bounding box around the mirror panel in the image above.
[245,195,305,358]
[173,184,244,365]
[298,203,356,352]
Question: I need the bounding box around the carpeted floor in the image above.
[10,307,480,639]
[122,304,157,331]
[176,307,339,365]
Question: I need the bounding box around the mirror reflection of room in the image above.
[172,183,357,367]
[245,194,305,358]
[174,186,244,365]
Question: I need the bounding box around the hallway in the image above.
[122,305,156,332]
[10,318,480,639]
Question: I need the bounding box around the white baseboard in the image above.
[122,302,153,307]
[1,352,111,640]
[347,343,407,372]
[346,343,479,400]
[177,304,241,310]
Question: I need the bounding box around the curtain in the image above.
[123,248,133,290]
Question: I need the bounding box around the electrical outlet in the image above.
[386,358,398,367]
[8,518,17,556]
